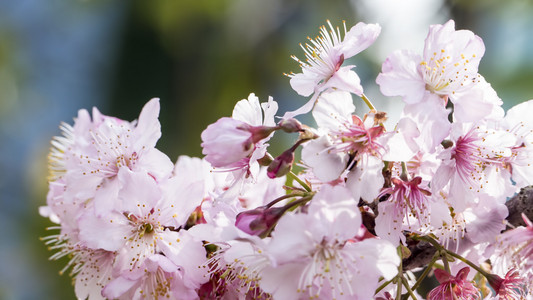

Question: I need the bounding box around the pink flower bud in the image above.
[277,118,303,133]
[247,125,277,143]
[267,148,294,178]
[201,117,254,168]
[235,206,284,236]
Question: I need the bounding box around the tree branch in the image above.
[505,185,533,227]
[402,186,533,270]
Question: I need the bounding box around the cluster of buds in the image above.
[41,19,533,299]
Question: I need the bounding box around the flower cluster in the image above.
[41,19,533,299]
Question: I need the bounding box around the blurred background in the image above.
[1,0,532,299]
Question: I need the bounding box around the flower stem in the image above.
[396,246,404,300]
[400,162,409,181]
[444,249,490,277]
[413,234,490,278]
[441,250,451,274]
[375,278,394,295]
[410,253,439,292]
[401,276,418,300]
[361,93,376,111]
[288,171,311,192]
[265,193,305,208]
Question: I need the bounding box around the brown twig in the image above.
[401,186,533,270]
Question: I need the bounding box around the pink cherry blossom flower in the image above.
[427,267,481,300]
[41,178,82,236]
[426,190,508,252]
[201,93,278,175]
[432,123,516,212]
[48,98,174,215]
[377,20,485,107]
[375,176,432,245]
[492,214,533,291]
[72,248,116,300]
[301,91,386,201]
[498,99,533,188]
[48,106,98,182]
[202,240,272,299]
[260,185,399,300]
[289,21,380,97]
[486,269,526,300]
[302,91,385,172]
[78,169,205,272]
[40,234,116,300]
[103,254,199,300]
[283,21,380,118]
[376,20,499,151]
[81,98,171,180]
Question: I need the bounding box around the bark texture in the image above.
[402,186,533,270]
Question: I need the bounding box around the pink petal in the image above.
[289,68,321,97]
[341,22,381,58]
[346,156,384,203]
[403,97,451,152]
[323,66,363,96]
[78,211,130,251]
[102,276,138,299]
[301,136,347,182]
[312,90,355,131]
[434,268,453,283]
[376,49,426,104]
[134,98,162,149]
[232,93,263,126]
[137,148,174,181]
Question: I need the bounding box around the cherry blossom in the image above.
[376,20,497,151]
[377,20,485,107]
[102,254,200,300]
[289,21,380,97]
[497,99,533,188]
[47,98,174,216]
[301,91,386,201]
[375,176,432,245]
[41,18,533,300]
[260,185,399,300]
[426,267,481,300]
[431,123,516,212]
[486,270,526,300]
[284,21,380,118]
[492,214,533,291]
[201,93,278,179]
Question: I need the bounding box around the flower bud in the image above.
[441,139,454,149]
[201,117,254,167]
[267,148,294,178]
[257,153,274,167]
[235,206,285,236]
[247,125,277,143]
[278,118,303,133]
[299,125,319,141]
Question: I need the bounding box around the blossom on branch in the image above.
[41,18,533,300]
